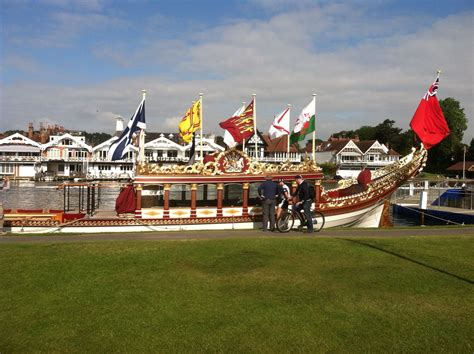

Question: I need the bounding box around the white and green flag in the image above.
[290,97,316,144]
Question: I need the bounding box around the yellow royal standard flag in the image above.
[179,100,201,143]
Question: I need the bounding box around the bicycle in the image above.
[276,202,325,233]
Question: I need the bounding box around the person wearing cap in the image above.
[258,175,283,232]
[293,175,314,233]
[276,179,291,219]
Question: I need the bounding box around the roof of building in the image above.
[145,132,180,144]
[447,161,474,172]
[312,140,350,153]
[355,140,377,153]
[262,134,299,153]
[387,148,401,156]
[310,138,398,155]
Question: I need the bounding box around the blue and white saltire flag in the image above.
[108,98,146,161]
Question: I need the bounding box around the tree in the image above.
[425,98,468,173]
[468,138,474,161]
[373,119,402,145]
[84,132,112,146]
[330,130,356,139]
[355,125,376,140]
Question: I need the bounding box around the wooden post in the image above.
[314,179,321,206]
[135,184,142,218]
[242,182,249,216]
[217,183,223,217]
[163,184,171,219]
[190,183,197,218]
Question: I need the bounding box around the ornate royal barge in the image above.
[4,146,428,233]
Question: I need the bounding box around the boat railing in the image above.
[394,179,473,210]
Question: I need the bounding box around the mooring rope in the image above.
[390,202,465,226]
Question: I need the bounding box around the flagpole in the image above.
[139,89,147,163]
[287,104,291,158]
[253,93,257,161]
[242,101,246,154]
[199,93,203,161]
[312,93,316,161]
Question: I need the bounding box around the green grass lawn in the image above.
[1,235,473,352]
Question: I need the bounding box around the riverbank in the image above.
[1,225,474,243]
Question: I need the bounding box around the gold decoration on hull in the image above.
[136,150,321,176]
[319,147,428,210]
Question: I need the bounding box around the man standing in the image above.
[258,175,282,232]
[293,175,314,233]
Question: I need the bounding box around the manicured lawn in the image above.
[1,235,473,352]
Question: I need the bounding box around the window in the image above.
[142,185,164,208]
[169,184,190,207]
[197,184,217,207]
[0,164,13,174]
[248,183,260,206]
[222,184,242,207]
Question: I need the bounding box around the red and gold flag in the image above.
[219,99,254,148]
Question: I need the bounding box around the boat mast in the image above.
[138,89,147,163]
[312,93,316,162]
[287,104,291,158]
[199,93,203,161]
[253,93,257,161]
[242,101,246,154]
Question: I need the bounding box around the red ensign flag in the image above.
[410,74,450,149]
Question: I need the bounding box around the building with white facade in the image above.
[0,130,226,180]
[41,133,93,178]
[0,133,43,178]
[313,138,400,178]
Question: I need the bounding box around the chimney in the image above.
[40,123,47,143]
[115,117,124,136]
[28,123,34,139]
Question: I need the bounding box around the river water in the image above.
[1,181,120,211]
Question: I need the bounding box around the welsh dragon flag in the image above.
[290,97,316,144]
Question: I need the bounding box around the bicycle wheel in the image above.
[276,209,295,233]
[311,210,325,232]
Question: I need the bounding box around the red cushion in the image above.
[357,169,372,186]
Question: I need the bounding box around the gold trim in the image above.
[137,151,322,176]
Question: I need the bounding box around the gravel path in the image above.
[1,226,473,244]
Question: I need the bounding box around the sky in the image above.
[1,0,473,144]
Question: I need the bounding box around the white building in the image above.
[41,133,93,178]
[89,136,136,179]
[240,131,302,162]
[314,139,400,178]
[0,133,43,178]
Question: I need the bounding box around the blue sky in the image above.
[1,0,473,143]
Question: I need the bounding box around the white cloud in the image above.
[2,4,473,143]
[8,10,125,48]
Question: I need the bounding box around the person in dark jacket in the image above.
[258,175,283,232]
[292,175,314,233]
